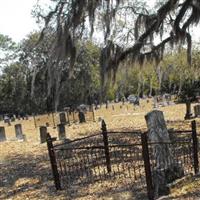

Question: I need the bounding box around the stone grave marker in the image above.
[0,127,6,142]
[57,124,66,140]
[78,111,86,123]
[59,112,67,124]
[39,126,47,143]
[145,110,184,198]
[15,124,24,140]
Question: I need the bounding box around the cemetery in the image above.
[1,99,200,199]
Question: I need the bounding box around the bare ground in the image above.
[0,100,200,199]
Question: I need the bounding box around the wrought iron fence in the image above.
[47,120,199,200]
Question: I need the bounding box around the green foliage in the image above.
[0,34,17,68]
[0,62,30,113]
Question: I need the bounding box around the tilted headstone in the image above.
[57,124,66,140]
[145,110,184,198]
[194,105,200,117]
[59,112,67,124]
[15,124,24,140]
[39,126,47,143]
[0,127,6,142]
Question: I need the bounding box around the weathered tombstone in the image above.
[39,126,47,143]
[145,110,184,198]
[78,111,86,123]
[194,105,200,117]
[0,127,6,142]
[57,124,66,140]
[4,116,11,126]
[59,112,67,124]
[15,124,24,140]
[162,95,168,107]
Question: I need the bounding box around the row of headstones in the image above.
[153,95,174,108]
[3,115,29,126]
[0,124,25,142]
[40,123,66,143]
[105,104,130,110]
[0,122,67,143]
[59,111,86,124]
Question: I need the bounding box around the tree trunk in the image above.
[145,110,184,198]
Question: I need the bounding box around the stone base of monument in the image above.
[152,163,184,198]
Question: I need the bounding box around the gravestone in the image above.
[185,100,192,120]
[59,112,67,124]
[4,116,11,126]
[39,126,47,143]
[145,110,184,198]
[15,124,24,140]
[78,111,86,123]
[0,127,6,142]
[194,105,200,117]
[57,124,66,140]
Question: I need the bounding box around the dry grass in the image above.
[0,99,200,200]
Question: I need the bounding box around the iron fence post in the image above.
[191,120,199,174]
[101,120,111,173]
[141,132,154,200]
[46,133,62,190]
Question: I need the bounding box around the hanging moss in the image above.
[36,0,200,97]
